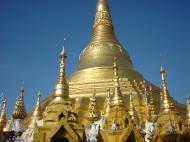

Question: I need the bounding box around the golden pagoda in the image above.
[33,48,84,142]
[101,57,143,142]
[1,0,188,142]
[68,0,162,125]
[153,65,185,142]
[22,0,186,127]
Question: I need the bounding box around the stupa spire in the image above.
[90,0,119,44]
[103,89,111,116]
[29,91,42,129]
[129,93,138,123]
[111,57,125,107]
[54,46,68,98]
[0,98,7,132]
[160,65,174,113]
[12,88,26,120]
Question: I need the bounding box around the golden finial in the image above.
[94,0,111,27]
[12,88,26,119]
[160,65,174,113]
[0,98,7,132]
[185,96,190,129]
[29,91,42,129]
[89,0,119,45]
[128,93,138,123]
[111,57,125,107]
[103,89,111,116]
[88,90,99,122]
[54,45,69,98]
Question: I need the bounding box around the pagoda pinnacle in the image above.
[0,98,7,132]
[129,93,138,123]
[12,88,26,120]
[54,47,68,98]
[91,0,119,44]
[103,89,111,116]
[160,65,174,113]
[94,0,112,28]
[29,91,42,129]
[111,57,125,107]
[185,96,190,129]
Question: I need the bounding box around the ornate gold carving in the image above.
[94,11,112,28]
[12,88,26,120]
[87,90,99,122]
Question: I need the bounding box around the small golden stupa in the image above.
[153,65,185,141]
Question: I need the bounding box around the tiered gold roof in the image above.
[12,88,26,120]
[43,47,74,123]
[103,58,130,130]
[38,48,84,142]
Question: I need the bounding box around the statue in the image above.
[168,121,175,134]
[144,121,155,142]
[111,120,118,131]
[86,122,100,142]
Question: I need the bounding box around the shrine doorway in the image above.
[51,126,69,142]
[126,131,136,142]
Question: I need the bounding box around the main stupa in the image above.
[68,0,184,125]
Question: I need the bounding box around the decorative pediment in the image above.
[46,117,79,142]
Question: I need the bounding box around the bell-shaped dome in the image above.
[69,0,143,83]
[77,0,133,71]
